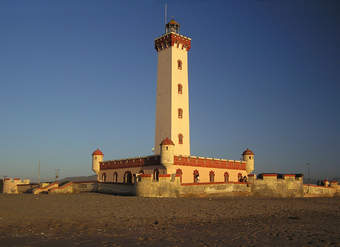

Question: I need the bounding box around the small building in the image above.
[1,178,30,194]
[92,141,253,185]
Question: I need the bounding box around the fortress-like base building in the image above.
[91,20,254,186]
[92,144,253,185]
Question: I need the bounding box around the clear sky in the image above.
[0,0,339,181]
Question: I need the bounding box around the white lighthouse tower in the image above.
[154,19,191,156]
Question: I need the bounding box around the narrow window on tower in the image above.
[178,108,183,119]
[178,134,183,144]
[177,60,182,70]
[178,84,183,94]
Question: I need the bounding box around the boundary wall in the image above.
[304,181,340,197]
[97,173,322,198]
[97,174,250,197]
[248,174,304,198]
[48,181,98,194]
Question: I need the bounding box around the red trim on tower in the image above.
[155,33,191,51]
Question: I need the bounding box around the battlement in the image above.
[100,155,160,170]
[174,156,246,170]
[246,173,304,197]
[250,173,303,182]
[154,32,191,51]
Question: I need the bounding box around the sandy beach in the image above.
[0,193,339,246]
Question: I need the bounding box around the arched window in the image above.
[209,171,215,182]
[178,108,183,119]
[176,169,183,183]
[178,84,183,94]
[193,170,199,183]
[177,60,182,70]
[153,168,159,181]
[238,173,243,182]
[178,134,183,144]
[102,173,107,182]
[113,172,118,183]
[224,172,229,183]
[124,171,132,184]
[136,170,144,182]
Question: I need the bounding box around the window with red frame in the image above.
[209,171,215,182]
[177,60,182,70]
[178,108,183,119]
[178,84,183,94]
[178,134,183,144]
[224,172,229,183]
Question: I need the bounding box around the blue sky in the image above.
[0,0,339,181]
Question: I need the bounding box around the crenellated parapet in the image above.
[100,155,161,170]
[174,156,247,170]
[249,173,303,182]
[154,33,191,52]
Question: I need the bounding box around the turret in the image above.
[242,148,254,174]
[160,137,175,167]
[92,148,103,174]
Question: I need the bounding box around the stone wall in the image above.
[180,182,250,197]
[248,174,304,198]
[48,181,98,194]
[17,184,40,193]
[73,181,98,193]
[2,178,30,194]
[33,182,58,194]
[98,174,250,198]
[136,174,181,197]
[49,182,74,194]
[98,182,136,196]
[303,184,339,197]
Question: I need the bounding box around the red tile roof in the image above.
[160,137,175,146]
[92,149,103,156]
[168,19,179,25]
[242,148,254,155]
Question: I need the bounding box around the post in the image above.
[306,163,310,193]
[306,163,310,183]
[38,160,40,186]
[164,3,167,32]
[55,169,60,181]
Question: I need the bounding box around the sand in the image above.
[0,193,339,247]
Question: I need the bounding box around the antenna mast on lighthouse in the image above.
[164,3,167,32]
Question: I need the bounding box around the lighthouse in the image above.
[154,19,191,156]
